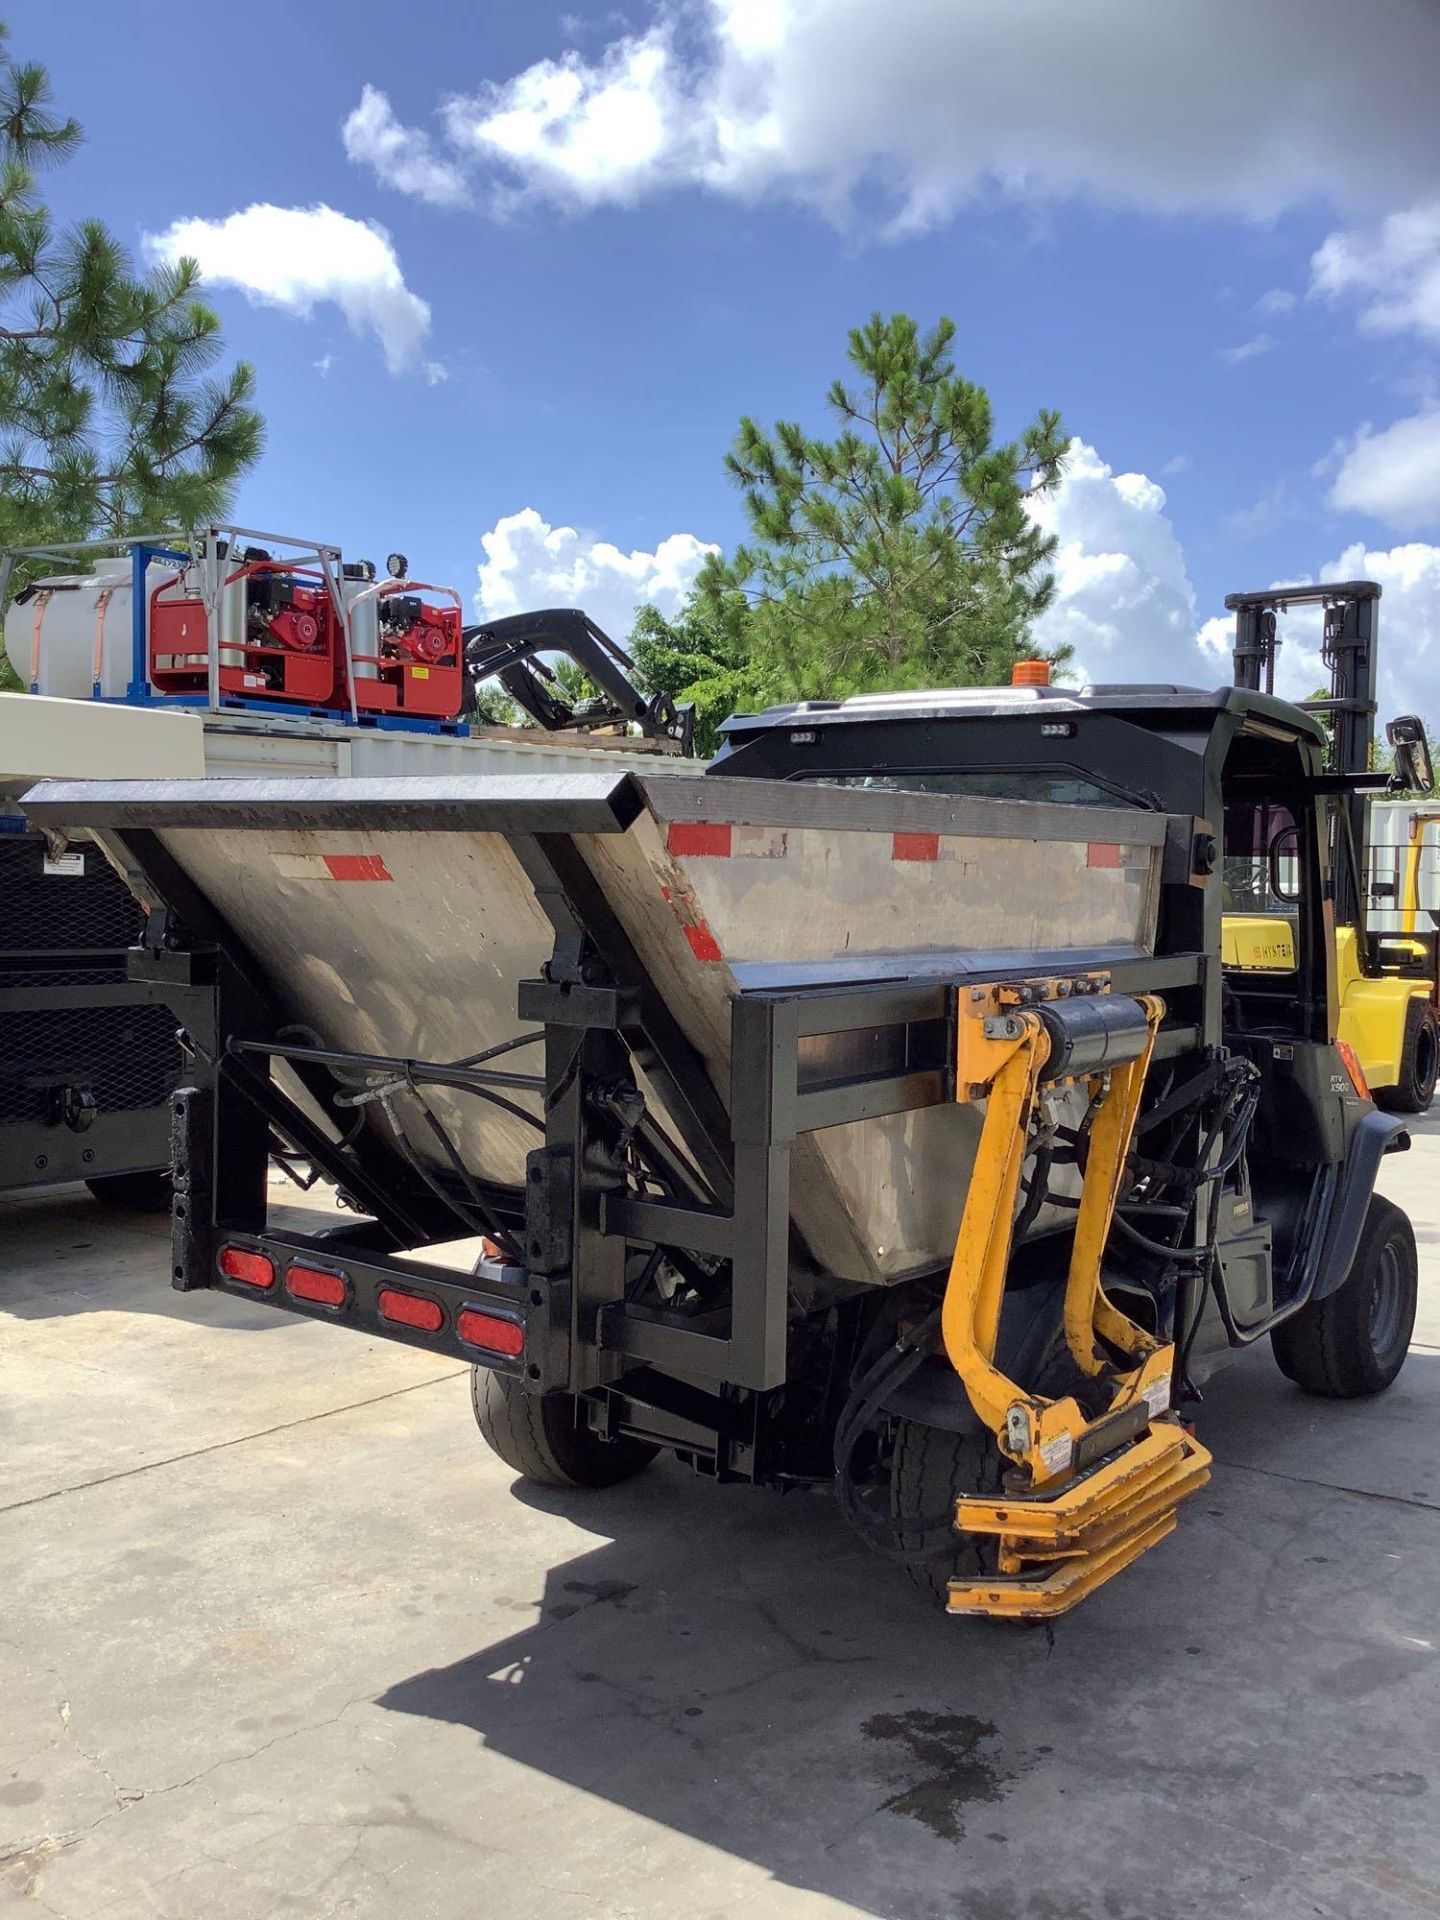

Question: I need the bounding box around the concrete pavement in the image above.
[2,1126,1438,1920]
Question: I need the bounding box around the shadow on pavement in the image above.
[377,1345,1440,1920]
[0,1180,326,1329]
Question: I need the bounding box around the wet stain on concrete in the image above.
[1352,1769,1428,1797]
[961,1891,1139,1919]
[862,1709,1018,1842]
[0,1778,43,1806]
[1314,1647,1432,1698]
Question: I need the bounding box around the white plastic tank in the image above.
[3,557,195,699]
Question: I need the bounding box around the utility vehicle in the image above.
[24,659,1422,1616]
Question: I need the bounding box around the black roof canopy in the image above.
[715,681,1329,751]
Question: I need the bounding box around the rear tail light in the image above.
[218,1245,277,1290]
[286,1264,348,1308]
[1337,1039,1371,1100]
[377,1287,445,1333]
[456,1306,525,1357]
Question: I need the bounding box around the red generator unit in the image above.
[346,572,465,721]
[135,531,466,726]
[3,525,469,732]
[149,553,345,708]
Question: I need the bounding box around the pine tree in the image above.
[698,312,1067,698]
[628,596,774,756]
[0,22,262,685]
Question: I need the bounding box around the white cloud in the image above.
[1329,410,1440,531]
[354,1,1440,226]
[1311,198,1440,340]
[1324,543,1440,724]
[1029,444,1440,724]
[1255,288,1297,318]
[1029,441,1214,690]
[474,508,719,639]
[444,32,681,209]
[1221,550,1440,723]
[1220,334,1275,366]
[1307,207,1440,533]
[143,204,432,375]
[342,85,471,208]
[313,352,334,377]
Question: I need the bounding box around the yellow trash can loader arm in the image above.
[941,981,1211,1620]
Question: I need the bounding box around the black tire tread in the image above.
[891,1418,1003,1607]
[1271,1193,1417,1398]
[470,1368,658,1488]
[1373,998,1439,1114]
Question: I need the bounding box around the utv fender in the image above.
[1312,1109,1409,1302]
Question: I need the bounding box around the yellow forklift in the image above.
[1225,580,1439,1110]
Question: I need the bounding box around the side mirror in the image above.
[1386,715,1435,794]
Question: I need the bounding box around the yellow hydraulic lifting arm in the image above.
[938,981,1211,1620]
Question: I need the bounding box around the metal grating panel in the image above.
[0,837,143,954]
[0,1005,180,1125]
[0,965,128,987]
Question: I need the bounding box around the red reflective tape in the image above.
[322,853,393,882]
[683,920,724,963]
[1087,842,1121,869]
[892,832,940,862]
[667,822,732,858]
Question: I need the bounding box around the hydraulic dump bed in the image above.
[26,768,1173,1287]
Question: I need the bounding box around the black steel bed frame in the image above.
[59,855,1203,1427]
[19,770,1206,1472]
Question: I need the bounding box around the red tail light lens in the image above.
[1337,1039,1371,1100]
[286,1264,348,1308]
[456,1307,525,1357]
[219,1245,276,1290]
[377,1287,444,1333]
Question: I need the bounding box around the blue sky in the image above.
[14,0,1440,715]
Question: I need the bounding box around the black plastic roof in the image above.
[716,680,1329,748]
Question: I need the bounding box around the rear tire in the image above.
[470,1368,659,1489]
[1271,1193,1417,1397]
[84,1169,172,1213]
[890,1419,1006,1609]
[1374,999,1439,1114]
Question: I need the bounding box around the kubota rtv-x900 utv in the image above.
[24,662,1418,1618]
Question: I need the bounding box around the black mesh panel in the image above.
[0,837,144,953]
[0,1005,181,1125]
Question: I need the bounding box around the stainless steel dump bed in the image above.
[26,770,1170,1287]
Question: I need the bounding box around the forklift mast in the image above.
[1226,579,1381,932]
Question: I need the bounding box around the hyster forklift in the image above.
[23,661,1421,1619]
[1226,580,1440,1111]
